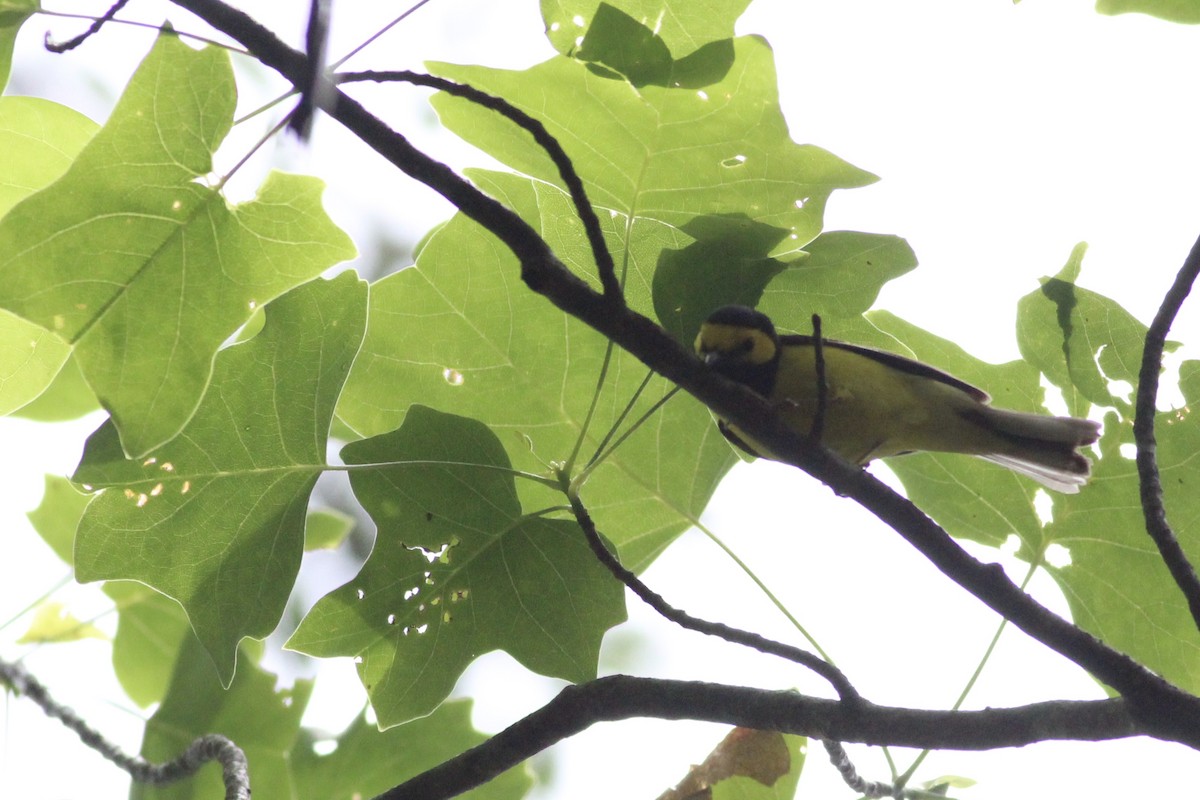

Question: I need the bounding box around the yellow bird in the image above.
[695,305,1100,492]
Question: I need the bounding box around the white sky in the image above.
[4,1,1200,798]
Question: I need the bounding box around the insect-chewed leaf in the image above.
[288,405,627,728]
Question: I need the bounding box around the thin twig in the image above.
[1134,231,1200,632]
[822,740,897,798]
[328,0,436,70]
[562,484,860,702]
[44,0,130,52]
[0,658,249,799]
[335,70,622,302]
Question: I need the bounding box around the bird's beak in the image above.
[702,351,722,367]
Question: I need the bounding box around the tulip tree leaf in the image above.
[0,0,37,90]
[337,171,735,571]
[542,0,752,64]
[133,638,313,800]
[290,701,532,800]
[429,34,875,270]
[73,274,367,682]
[289,405,626,727]
[0,97,98,417]
[0,96,96,218]
[0,33,354,456]
[1017,243,1156,418]
[137,632,529,800]
[1041,363,1200,696]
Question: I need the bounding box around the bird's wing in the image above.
[779,334,990,402]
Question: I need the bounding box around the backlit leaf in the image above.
[337,171,734,570]
[74,274,367,682]
[289,405,626,726]
[0,34,354,455]
[292,702,531,800]
[542,0,752,64]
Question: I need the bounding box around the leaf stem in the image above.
[0,574,74,634]
[575,367,654,474]
[328,0,437,70]
[36,10,249,53]
[338,459,559,489]
[571,384,680,492]
[895,558,1040,787]
[562,338,621,476]
[691,520,834,664]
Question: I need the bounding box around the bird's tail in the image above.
[961,406,1101,493]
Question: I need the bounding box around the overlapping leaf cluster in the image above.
[3,0,1200,797]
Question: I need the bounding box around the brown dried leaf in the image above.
[658,727,791,800]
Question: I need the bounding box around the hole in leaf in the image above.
[1044,543,1071,568]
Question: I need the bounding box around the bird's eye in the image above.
[738,338,755,353]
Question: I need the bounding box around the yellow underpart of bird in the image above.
[694,305,1101,493]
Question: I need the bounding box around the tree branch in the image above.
[0,658,250,800]
[373,676,1138,800]
[563,482,860,702]
[1134,231,1200,632]
[335,70,622,302]
[167,0,1200,747]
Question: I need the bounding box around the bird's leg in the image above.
[809,313,829,443]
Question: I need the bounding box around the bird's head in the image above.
[694,306,781,388]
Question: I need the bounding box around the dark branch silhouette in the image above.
[563,485,860,702]
[372,676,1137,800]
[167,0,1200,751]
[334,70,620,300]
[1135,231,1200,632]
[44,0,131,52]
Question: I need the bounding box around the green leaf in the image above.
[304,508,355,551]
[543,0,752,65]
[73,274,368,682]
[0,309,72,416]
[1095,0,1200,23]
[133,639,313,800]
[0,34,355,456]
[16,601,106,644]
[105,581,194,708]
[289,405,626,727]
[11,353,99,421]
[759,231,918,320]
[1043,396,1200,695]
[292,702,532,800]
[337,171,734,570]
[429,36,875,267]
[0,0,37,90]
[0,97,98,416]
[568,2,742,88]
[1016,244,1152,417]
[27,474,91,564]
[0,96,97,218]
